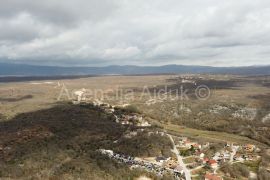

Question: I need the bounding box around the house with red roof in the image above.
[203,157,209,164]
[208,159,218,169]
[205,173,223,180]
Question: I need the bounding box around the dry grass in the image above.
[164,124,266,147]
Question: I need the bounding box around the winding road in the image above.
[167,134,191,180]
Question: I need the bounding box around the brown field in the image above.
[1,74,270,144]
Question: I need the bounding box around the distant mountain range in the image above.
[0,63,269,76]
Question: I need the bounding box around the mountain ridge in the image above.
[0,62,269,76]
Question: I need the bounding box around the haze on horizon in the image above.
[0,0,270,67]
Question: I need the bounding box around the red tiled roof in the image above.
[208,160,217,164]
[205,173,222,180]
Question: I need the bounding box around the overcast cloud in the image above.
[0,0,270,66]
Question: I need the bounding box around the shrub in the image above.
[124,105,141,113]
[258,168,270,180]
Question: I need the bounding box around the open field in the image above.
[0,75,171,118]
[164,124,267,147]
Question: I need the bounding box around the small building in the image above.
[174,165,184,174]
[73,89,86,102]
[234,154,244,162]
[223,152,230,160]
[243,144,255,152]
[199,153,205,159]
[121,120,130,125]
[184,141,197,148]
[114,115,120,123]
[203,158,209,164]
[105,108,114,113]
[156,156,170,163]
[193,143,202,149]
[138,121,151,127]
[99,149,114,157]
[205,173,223,180]
[202,142,210,149]
[164,159,177,168]
[160,132,165,136]
[208,160,218,169]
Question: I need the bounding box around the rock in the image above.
[262,113,270,123]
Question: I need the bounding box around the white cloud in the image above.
[0,0,270,66]
[103,46,141,59]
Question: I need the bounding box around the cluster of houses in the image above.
[114,114,151,127]
[98,149,184,179]
[177,75,205,85]
[73,98,151,127]
[211,143,260,164]
[178,137,260,162]
[177,137,209,151]
[71,97,262,180]
[209,104,258,122]
[180,79,196,85]
[91,99,151,127]
[147,130,165,137]
[232,107,257,121]
[98,134,261,180]
[176,137,261,179]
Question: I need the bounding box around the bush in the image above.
[113,133,172,157]
[220,163,250,178]
[258,168,270,180]
[124,105,141,113]
[0,114,6,121]
[234,163,249,177]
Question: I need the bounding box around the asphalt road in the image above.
[167,134,191,180]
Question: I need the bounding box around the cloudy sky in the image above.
[0,0,270,67]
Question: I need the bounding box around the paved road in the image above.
[167,134,191,180]
[230,144,238,163]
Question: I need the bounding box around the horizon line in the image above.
[1,62,270,68]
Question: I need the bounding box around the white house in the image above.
[199,153,205,159]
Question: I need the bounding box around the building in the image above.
[73,89,86,102]
[203,158,209,164]
[208,160,218,169]
[138,121,151,127]
[202,142,210,149]
[121,120,130,125]
[164,159,177,169]
[243,144,255,152]
[199,153,205,159]
[99,149,114,157]
[205,173,223,180]
[183,140,199,149]
[156,156,170,163]
[174,165,184,174]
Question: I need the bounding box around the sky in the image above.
[0,0,270,67]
